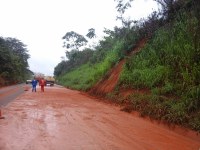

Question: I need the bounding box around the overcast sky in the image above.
[0,0,158,76]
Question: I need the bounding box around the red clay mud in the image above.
[0,86,199,150]
[89,38,147,97]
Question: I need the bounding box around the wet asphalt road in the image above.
[0,84,26,107]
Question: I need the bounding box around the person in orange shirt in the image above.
[39,78,46,92]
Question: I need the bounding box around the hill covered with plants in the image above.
[54,0,200,132]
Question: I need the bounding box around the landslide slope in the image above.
[88,39,147,97]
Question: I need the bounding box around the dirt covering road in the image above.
[0,85,200,150]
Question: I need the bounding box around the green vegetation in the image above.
[0,37,31,86]
[118,1,200,131]
[56,41,122,91]
[55,0,200,132]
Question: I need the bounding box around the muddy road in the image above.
[0,84,26,106]
[0,86,200,150]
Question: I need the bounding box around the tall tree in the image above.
[5,37,29,66]
[0,37,30,85]
[114,0,134,27]
[154,0,182,21]
[86,28,96,39]
[5,38,30,80]
[62,31,88,50]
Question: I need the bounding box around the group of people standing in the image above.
[31,77,46,92]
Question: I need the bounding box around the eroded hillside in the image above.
[89,39,147,97]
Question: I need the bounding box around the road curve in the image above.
[0,86,199,150]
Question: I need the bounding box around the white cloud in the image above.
[0,0,158,76]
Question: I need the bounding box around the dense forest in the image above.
[0,37,31,86]
[54,0,200,132]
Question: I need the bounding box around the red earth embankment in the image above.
[89,39,147,97]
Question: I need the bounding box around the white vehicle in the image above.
[26,80,32,84]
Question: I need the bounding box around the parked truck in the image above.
[28,73,55,86]
[44,76,55,86]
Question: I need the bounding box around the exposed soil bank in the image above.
[0,86,199,150]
